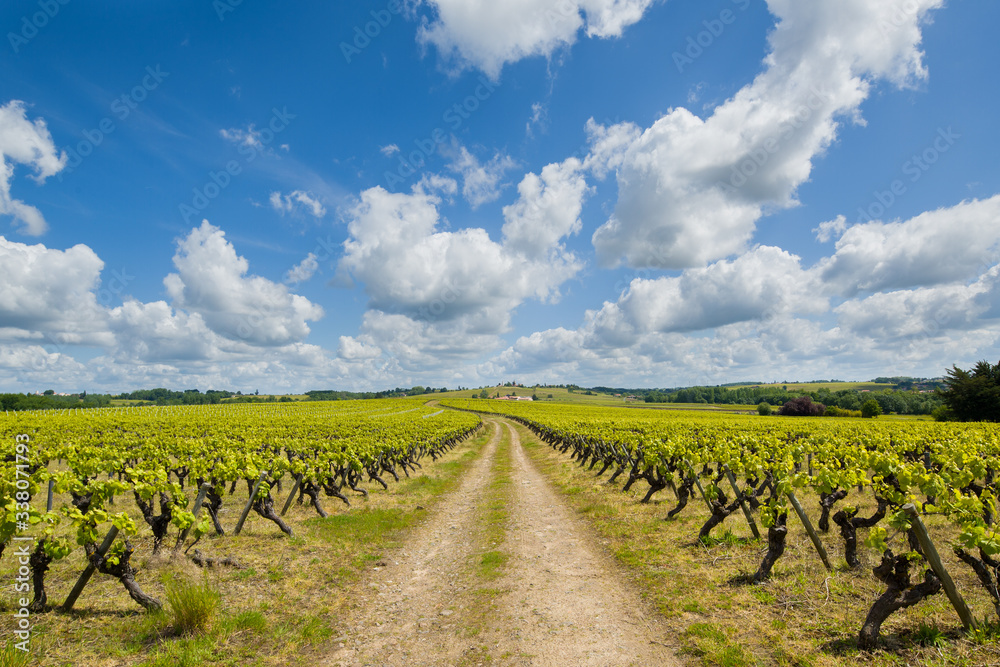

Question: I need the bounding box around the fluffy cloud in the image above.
[0,236,110,346]
[813,215,847,243]
[345,310,503,371]
[816,196,1000,296]
[163,221,324,346]
[501,158,589,259]
[591,0,943,269]
[269,189,326,218]
[445,144,516,208]
[582,246,819,348]
[417,0,656,79]
[0,225,404,392]
[835,265,1000,341]
[491,199,1000,387]
[285,252,320,284]
[336,161,587,368]
[107,300,224,363]
[582,117,641,180]
[0,101,67,235]
[338,164,584,324]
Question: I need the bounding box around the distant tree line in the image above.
[304,386,451,401]
[642,385,943,415]
[114,388,237,405]
[0,392,111,412]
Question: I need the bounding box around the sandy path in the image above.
[324,418,678,667]
[324,421,503,667]
[483,421,678,666]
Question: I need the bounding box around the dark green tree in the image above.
[940,360,1000,422]
[861,399,882,419]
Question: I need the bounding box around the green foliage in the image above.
[825,406,862,417]
[165,574,221,635]
[861,399,883,418]
[941,360,1000,422]
[967,617,1000,644]
[932,405,954,421]
[757,401,772,416]
[0,391,112,411]
[913,622,946,648]
[0,638,31,667]
[642,383,943,415]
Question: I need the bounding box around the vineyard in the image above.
[442,398,1000,655]
[0,399,482,662]
[4,395,1000,664]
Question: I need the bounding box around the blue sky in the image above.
[1,0,998,393]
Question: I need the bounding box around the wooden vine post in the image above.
[902,503,976,630]
[281,474,303,516]
[723,465,761,539]
[62,526,119,612]
[787,491,832,570]
[686,461,713,512]
[234,472,267,536]
[174,482,212,552]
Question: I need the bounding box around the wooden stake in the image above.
[686,462,713,512]
[280,474,303,516]
[174,482,212,552]
[723,465,760,539]
[903,503,976,630]
[787,491,832,570]
[62,526,119,612]
[234,473,266,536]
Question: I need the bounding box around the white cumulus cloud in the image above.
[0,236,110,346]
[164,221,324,346]
[816,196,1000,296]
[445,144,516,208]
[590,0,943,269]
[0,101,67,235]
[417,0,656,79]
[285,252,319,284]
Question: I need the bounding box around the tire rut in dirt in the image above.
[482,421,680,666]
[325,421,502,666]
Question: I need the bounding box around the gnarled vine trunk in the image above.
[85,539,161,611]
[858,549,941,650]
[751,512,788,583]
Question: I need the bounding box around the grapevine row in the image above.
[442,398,1000,648]
[0,399,482,613]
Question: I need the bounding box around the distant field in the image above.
[439,385,641,406]
[726,381,896,392]
[434,386,756,412]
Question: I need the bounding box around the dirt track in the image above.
[323,419,678,666]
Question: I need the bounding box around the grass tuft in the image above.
[0,639,32,667]
[164,574,222,635]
